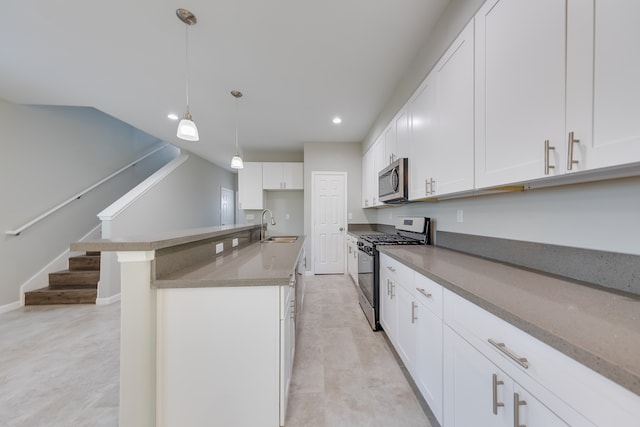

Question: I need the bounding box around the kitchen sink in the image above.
[263,236,299,243]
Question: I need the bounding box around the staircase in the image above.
[25,252,100,305]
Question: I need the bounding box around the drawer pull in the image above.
[411,301,417,324]
[567,131,580,171]
[488,339,529,369]
[386,266,396,272]
[544,140,555,175]
[492,373,504,415]
[416,288,432,298]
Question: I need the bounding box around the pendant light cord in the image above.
[235,96,239,152]
[185,23,190,114]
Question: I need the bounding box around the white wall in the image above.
[303,141,367,271]
[242,191,304,237]
[0,98,176,307]
[99,152,237,299]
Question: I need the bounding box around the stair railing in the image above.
[5,144,171,236]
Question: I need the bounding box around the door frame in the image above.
[310,171,348,275]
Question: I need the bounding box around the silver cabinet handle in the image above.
[488,339,529,369]
[544,140,555,175]
[416,288,432,298]
[429,178,436,195]
[386,266,396,272]
[387,279,391,296]
[514,392,527,427]
[567,131,580,170]
[411,301,417,323]
[390,282,395,299]
[492,373,505,415]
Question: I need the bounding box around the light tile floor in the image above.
[0,275,432,426]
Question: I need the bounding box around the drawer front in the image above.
[380,253,414,292]
[414,273,443,319]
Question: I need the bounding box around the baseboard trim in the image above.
[0,301,21,314]
[96,293,121,305]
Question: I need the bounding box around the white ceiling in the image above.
[0,0,449,169]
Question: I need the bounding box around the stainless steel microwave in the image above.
[378,158,408,204]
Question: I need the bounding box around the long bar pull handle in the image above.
[416,288,432,298]
[544,140,555,175]
[492,374,505,415]
[425,179,430,196]
[514,392,527,427]
[429,178,436,195]
[488,339,529,369]
[390,282,395,299]
[387,279,391,296]
[567,131,580,170]
[411,301,418,324]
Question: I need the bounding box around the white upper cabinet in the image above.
[433,21,475,196]
[395,107,410,161]
[475,0,567,188]
[566,1,640,172]
[373,136,386,206]
[238,162,264,210]
[362,147,373,208]
[383,124,397,167]
[262,162,303,190]
[408,72,438,200]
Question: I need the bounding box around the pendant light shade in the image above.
[176,8,199,141]
[230,90,244,169]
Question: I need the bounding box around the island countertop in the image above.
[154,237,305,288]
[378,245,640,397]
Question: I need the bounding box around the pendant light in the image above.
[176,8,199,141]
[230,90,244,169]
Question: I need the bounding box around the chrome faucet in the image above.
[260,209,276,240]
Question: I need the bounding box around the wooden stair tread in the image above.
[25,287,97,305]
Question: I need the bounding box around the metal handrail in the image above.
[5,144,170,236]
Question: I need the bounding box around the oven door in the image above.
[357,243,378,330]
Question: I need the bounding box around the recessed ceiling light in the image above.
[168,113,179,120]
[333,117,342,124]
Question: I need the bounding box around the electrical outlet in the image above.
[215,243,224,254]
[246,214,254,220]
[348,212,353,220]
[285,213,290,220]
[232,238,238,247]
[457,209,464,223]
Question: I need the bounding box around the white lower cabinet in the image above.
[443,325,573,427]
[346,234,358,284]
[156,283,295,427]
[379,255,640,427]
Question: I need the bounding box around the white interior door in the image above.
[220,187,235,226]
[312,172,347,274]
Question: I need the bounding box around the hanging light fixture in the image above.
[176,8,199,141]
[230,90,244,169]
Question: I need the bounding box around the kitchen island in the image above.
[72,224,305,427]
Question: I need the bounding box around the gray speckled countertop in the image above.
[155,237,305,288]
[70,224,260,252]
[378,245,640,397]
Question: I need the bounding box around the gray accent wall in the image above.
[0,98,177,307]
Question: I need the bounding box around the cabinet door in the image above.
[475,0,566,188]
[567,1,640,172]
[383,124,397,167]
[444,326,511,427]
[282,162,303,189]
[362,149,373,208]
[372,137,386,206]
[434,21,474,196]
[394,284,416,371]
[395,107,410,160]
[408,72,438,200]
[379,271,396,342]
[513,385,569,427]
[238,162,264,210]
[414,301,443,425]
[280,288,295,426]
[262,162,283,189]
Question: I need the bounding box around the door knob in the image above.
[339,227,344,231]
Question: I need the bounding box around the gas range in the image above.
[356,217,430,330]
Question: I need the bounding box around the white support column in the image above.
[117,250,156,427]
